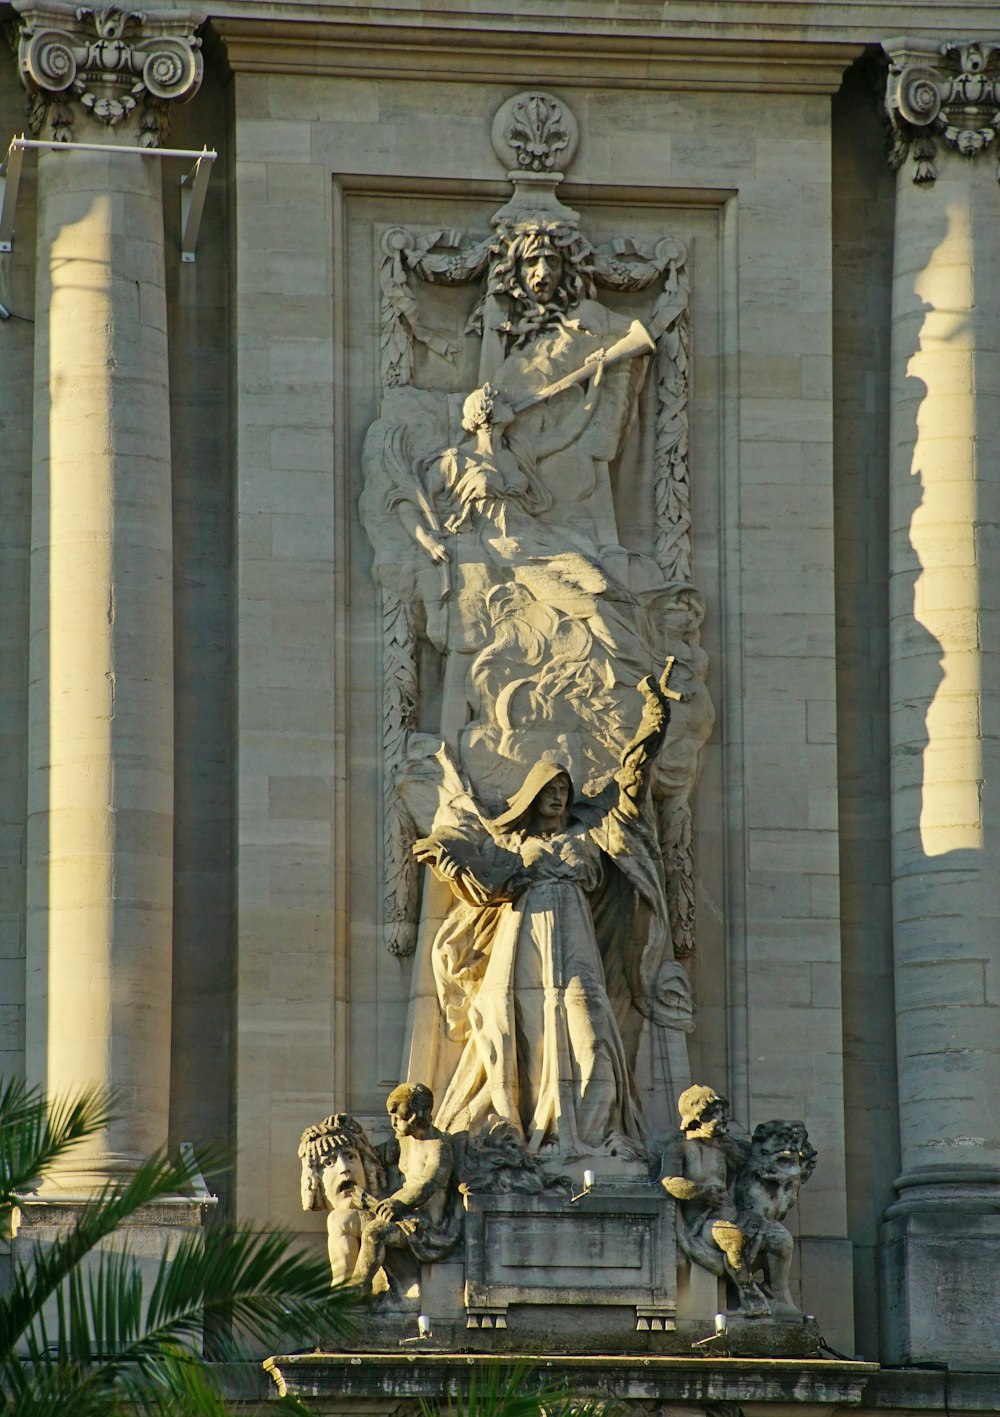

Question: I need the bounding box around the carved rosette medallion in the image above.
[15,4,203,145]
[884,41,1000,183]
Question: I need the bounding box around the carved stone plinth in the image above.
[10,1195,213,1317]
[464,1186,677,1335]
[263,1352,878,1409]
[880,1174,1000,1367]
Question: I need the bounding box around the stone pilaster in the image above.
[882,38,1000,1365]
[16,3,203,1185]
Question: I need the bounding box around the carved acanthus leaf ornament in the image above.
[16,4,203,144]
[885,41,1000,183]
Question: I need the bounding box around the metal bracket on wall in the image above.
[0,136,217,260]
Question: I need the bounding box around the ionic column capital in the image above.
[13,3,204,146]
[882,38,1000,183]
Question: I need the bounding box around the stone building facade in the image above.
[0,0,998,1410]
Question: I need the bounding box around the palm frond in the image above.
[0,1146,207,1361]
[7,1220,354,1400]
[0,1079,114,1206]
[117,1348,231,1417]
[104,1223,355,1373]
[419,1362,621,1417]
[1,1360,128,1417]
[0,1081,354,1415]
[119,1350,317,1417]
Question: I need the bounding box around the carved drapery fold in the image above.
[884,40,1000,183]
[14,4,203,145]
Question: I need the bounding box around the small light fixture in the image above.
[692,1310,731,1354]
[400,1313,433,1346]
[570,1168,596,1204]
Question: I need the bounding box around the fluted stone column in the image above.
[883,39,1000,1365]
[16,4,203,1185]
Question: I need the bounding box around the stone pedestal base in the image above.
[463,1185,676,1333]
[334,1184,822,1358]
[11,1195,213,1322]
[879,1178,1000,1367]
[264,1351,878,1410]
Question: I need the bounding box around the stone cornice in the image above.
[211,17,863,94]
[263,1353,879,1407]
[13,2,204,144]
[883,37,1000,182]
[204,0,1000,46]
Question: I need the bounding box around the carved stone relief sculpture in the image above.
[411,669,677,1163]
[359,91,715,1168]
[300,1085,462,1294]
[660,1086,817,1318]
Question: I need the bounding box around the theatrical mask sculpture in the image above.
[298,1113,389,1291]
[299,1087,462,1295]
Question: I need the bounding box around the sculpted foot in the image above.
[736,1282,771,1319]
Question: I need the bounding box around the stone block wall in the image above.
[3,1,998,1379]
[221,51,853,1347]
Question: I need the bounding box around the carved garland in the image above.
[380,593,421,958]
[376,224,695,959]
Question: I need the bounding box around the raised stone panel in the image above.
[338,185,725,1117]
[464,1189,676,1323]
[230,71,850,1349]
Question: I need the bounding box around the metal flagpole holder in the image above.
[0,136,217,261]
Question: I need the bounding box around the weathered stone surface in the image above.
[263,1352,877,1407]
[8,0,1000,1390]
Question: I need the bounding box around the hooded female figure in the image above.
[412,669,680,1162]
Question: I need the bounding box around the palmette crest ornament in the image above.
[493,91,577,173]
[17,4,203,143]
[490,89,581,226]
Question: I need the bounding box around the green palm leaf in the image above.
[0,1081,356,1414]
[0,1080,113,1207]
[0,1147,210,1362]
[419,1361,620,1417]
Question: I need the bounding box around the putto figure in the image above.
[298,1084,462,1296]
[348,1083,462,1299]
[733,1120,818,1313]
[659,1085,817,1318]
